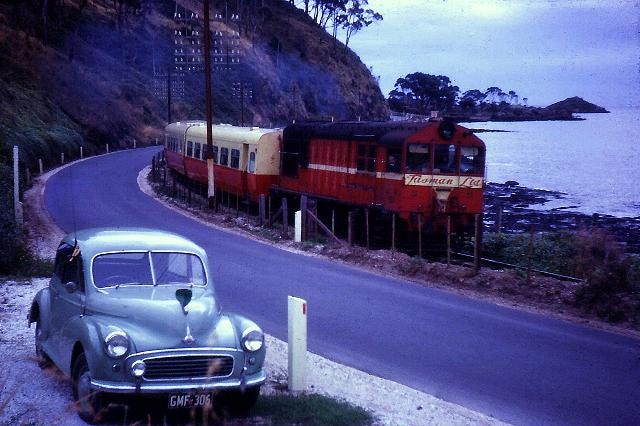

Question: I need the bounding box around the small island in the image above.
[445,96,609,123]
[387,73,609,122]
[544,97,610,114]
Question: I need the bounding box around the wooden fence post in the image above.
[473,214,482,274]
[300,195,308,241]
[391,214,396,256]
[331,210,335,235]
[418,214,422,259]
[447,215,451,267]
[527,225,535,285]
[365,209,370,249]
[259,194,266,226]
[282,197,289,234]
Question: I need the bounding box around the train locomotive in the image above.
[164,119,486,246]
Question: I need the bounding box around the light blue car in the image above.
[28,228,266,423]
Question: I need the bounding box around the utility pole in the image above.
[167,67,172,124]
[204,0,215,208]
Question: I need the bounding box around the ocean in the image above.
[463,109,640,218]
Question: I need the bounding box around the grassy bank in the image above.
[482,230,640,323]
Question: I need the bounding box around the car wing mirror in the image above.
[64,281,78,293]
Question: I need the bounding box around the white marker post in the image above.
[294,210,302,242]
[288,296,307,392]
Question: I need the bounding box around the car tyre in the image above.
[34,321,52,368]
[221,387,260,418]
[72,352,104,424]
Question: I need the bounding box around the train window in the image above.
[460,146,484,174]
[386,147,402,173]
[220,147,229,166]
[248,152,256,173]
[434,144,457,173]
[194,143,202,160]
[356,143,376,172]
[212,146,218,164]
[186,141,194,157]
[406,144,430,173]
[230,149,240,169]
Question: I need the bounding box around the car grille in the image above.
[142,355,234,380]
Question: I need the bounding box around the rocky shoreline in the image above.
[483,182,640,253]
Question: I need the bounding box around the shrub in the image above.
[482,231,577,276]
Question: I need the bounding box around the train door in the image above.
[240,143,249,198]
[244,143,256,198]
[353,140,376,205]
[376,145,403,210]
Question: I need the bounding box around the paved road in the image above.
[44,147,640,426]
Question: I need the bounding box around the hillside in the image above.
[0,0,388,168]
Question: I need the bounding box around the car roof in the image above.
[61,228,208,260]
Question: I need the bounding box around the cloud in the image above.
[350,0,640,107]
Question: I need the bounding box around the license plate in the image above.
[168,393,213,409]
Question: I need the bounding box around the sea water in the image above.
[463,109,640,218]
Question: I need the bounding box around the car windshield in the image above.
[92,251,206,288]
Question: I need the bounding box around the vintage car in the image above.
[28,228,266,422]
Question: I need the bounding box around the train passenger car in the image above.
[278,120,485,233]
[165,122,282,201]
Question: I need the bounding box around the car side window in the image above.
[55,242,84,292]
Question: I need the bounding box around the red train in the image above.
[165,119,485,243]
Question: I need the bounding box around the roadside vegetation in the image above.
[482,230,640,323]
[253,394,373,426]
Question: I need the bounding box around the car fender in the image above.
[59,316,104,377]
[28,288,51,335]
[226,313,266,374]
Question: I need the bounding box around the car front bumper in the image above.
[90,369,266,394]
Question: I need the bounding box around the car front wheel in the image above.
[72,352,104,424]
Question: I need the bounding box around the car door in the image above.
[50,243,85,364]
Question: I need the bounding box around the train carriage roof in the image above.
[283,120,479,147]
[166,122,281,145]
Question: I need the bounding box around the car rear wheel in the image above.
[34,321,52,368]
[72,352,104,424]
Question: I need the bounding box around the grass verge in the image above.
[252,394,374,426]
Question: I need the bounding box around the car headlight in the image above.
[104,331,129,358]
[241,326,264,352]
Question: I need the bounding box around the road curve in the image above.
[44,147,640,426]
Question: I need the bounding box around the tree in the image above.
[388,72,459,113]
[459,89,486,110]
[336,0,382,47]
[485,86,503,104]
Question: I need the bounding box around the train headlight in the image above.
[438,120,456,140]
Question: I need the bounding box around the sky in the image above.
[346,0,640,108]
